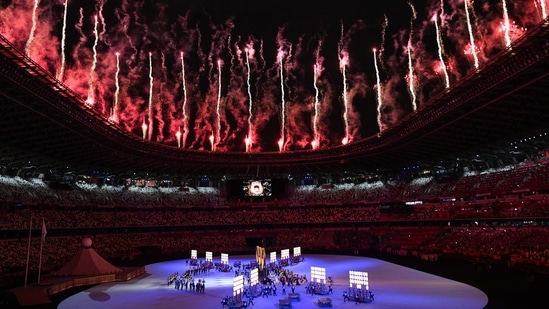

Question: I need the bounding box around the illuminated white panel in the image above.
[233,275,244,296]
[221,253,229,265]
[281,249,290,260]
[270,251,277,264]
[293,246,301,256]
[349,270,369,290]
[311,266,326,283]
[191,249,197,259]
[250,268,259,285]
[206,251,212,262]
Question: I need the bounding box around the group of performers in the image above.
[175,251,375,306]
[305,281,333,295]
[278,255,305,267]
[342,289,375,303]
[168,269,206,293]
[220,295,254,308]
[272,266,308,286]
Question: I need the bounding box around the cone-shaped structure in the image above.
[54,237,122,276]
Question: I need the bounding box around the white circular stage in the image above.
[57,254,488,309]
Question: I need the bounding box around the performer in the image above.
[343,291,349,302]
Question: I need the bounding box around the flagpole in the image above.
[24,216,32,288]
[38,218,46,284]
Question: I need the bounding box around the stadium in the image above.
[1,0,549,308]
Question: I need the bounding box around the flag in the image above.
[41,219,47,244]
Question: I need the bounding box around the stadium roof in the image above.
[0,22,548,180]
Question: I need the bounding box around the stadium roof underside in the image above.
[0,21,549,180]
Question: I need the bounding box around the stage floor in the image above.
[57,254,488,309]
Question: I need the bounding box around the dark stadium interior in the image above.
[1,1,549,309]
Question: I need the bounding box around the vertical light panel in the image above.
[233,275,244,296]
[349,270,369,290]
[293,246,301,256]
[191,249,197,259]
[250,268,259,285]
[281,249,290,260]
[311,266,326,283]
[270,251,277,264]
[221,253,229,265]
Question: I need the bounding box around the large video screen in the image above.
[244,179,272,197]
[225,178,288,199]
